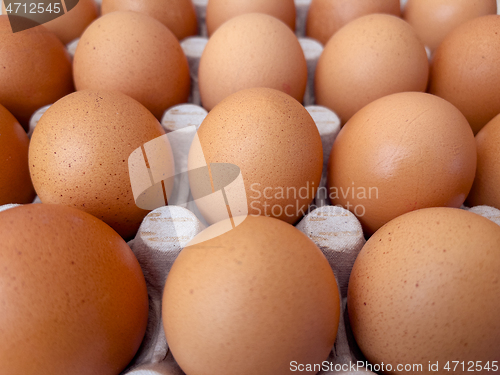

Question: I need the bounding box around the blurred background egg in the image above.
[198,13,307,111]
[205,0,296,36]
[328,92,476,235]
[403,0,497,53]
[163,215,340,375]
[101,0,198,41]
[467,113,500,209]
[348,207,500,373]
[73,11,190,119]
[0,204,149,375]
[0,15,74,130]
[29,90,170,240]
[0,104,35,205]
[306,0,401,45]
[315,14,429,124]
[188,88,323,225]
[428,15,500,135]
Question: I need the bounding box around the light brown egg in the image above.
[101,0,197,41]
[188,87,323,225]
[198,13,307,111]
[0,15,74,130]
[327,92,477,235]
[428,15,500,135]
[163,215,340,375]
[73,11,190,119]
[37,0,98,45]
[315,14,429,124]
[206,0,296,36]
[403,0,497,53]
[467,114,500,208]
[0,104,35,205]
[29,90,170,240]
[348,207,500,374]
[0,204,149,375]
[306,0,401,45]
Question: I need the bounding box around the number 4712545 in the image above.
[5,2,62,14]
[444,361,499,372]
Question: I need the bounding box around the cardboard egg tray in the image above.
[2,1,500,374]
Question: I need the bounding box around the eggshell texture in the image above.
[348,208,500,374]
[403,0,497,52]
[306,0,401,45]
[101,0,197,41]
[0,15,74,130]
[315,14,429,124]
[467,114,500,209]
[428,15,500,135]
[189,88,323,225]
[0,204,149,375]
[198,13,307,111]
[206,0,296,36]
[0,104,36,205]
[37,0,98,45]
[163,215,340,375]
[29,90,169,239]
[73,11,190,119]
[327,92,476,235]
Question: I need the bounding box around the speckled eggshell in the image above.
[348,207,500,374]
[198,13,307,111]
[189,87,323,225]
[206,0,296,36]
[0,104,36,205]
[29,90,169,240]
[0,15,74,130]
[163,215,340,375]
[315,14,429,125]
[0,204,149,375]
[73,11,190,119]
[306,0,401,46]
[428,15,500,135]
[403,0,496,53]
[467,114,500,208]
[327,92,476,235]
[101,0,197,41]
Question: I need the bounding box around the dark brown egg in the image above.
[0,104,36,205]
[0,204,149,375]
[0,15,74,130]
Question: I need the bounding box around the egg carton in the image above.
[10,0,500,374]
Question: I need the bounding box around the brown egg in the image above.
[73,11,190,119]
[0,104,35,205]
[327,92,476,235]
[428,15,500,135]
[188,87,323,225]
[0,204,149,375]
[467,114,500,208]
[306,0,401,45]
[206,0,296,36]
[163,215,340,375]
[403,0,496,53]
[198,13,307,111]
[101,0,197,41]
[348,207,500,374]
[36,0,98,45]
[29,90,170,239]
[315,14,429,124]
[0,15,74,130]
